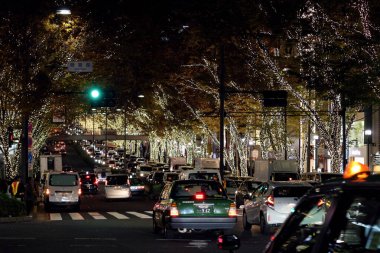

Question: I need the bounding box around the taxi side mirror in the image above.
[217,234,240,251]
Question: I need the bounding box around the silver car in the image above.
[243,181,312,234]
[104,174,132,200]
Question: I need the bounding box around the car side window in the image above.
[275,194,334,253]
[328,195,380,252]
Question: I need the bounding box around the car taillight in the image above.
[194,192,205,200]
[45,188,50,195]
[228,203,237,217]
[78,188,82,195]
[265,195,274,207]
[170,202,179,217]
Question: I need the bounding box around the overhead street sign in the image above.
[67,61,93,72]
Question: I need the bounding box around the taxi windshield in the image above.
[172,181,226,199]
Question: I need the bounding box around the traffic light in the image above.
[7,126,14,147]
[87,86,116,108]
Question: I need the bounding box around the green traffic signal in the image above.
[88,87,102,100]
[90,89,100,99]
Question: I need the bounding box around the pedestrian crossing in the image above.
[48,211,154,221]
[48,210,241,221]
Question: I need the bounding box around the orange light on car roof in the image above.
[343,161,370,180]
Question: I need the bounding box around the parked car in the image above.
[243,181,313,234]
[79,173,98,194]
[43,171,81,212]
[104,174,132,200]
[264,161,380,253]
[234,179,261,208]
[152,179,237,238]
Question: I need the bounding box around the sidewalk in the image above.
[0,203,39,224]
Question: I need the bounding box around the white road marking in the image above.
[88,212,107,220]
[126,211,151,219]
[50,213,62,220]
[107,212,129,219]
[69,212,84,220]
[144,211,153,215]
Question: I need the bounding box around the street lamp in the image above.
[56,7,71,15]
[365,129,372,166]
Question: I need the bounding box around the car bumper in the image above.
[170,217,237,230]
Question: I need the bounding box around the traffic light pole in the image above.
[219,46,225,180]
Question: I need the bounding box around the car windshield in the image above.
[129,178,143,185]
[172,181,226,199]
[107,175,128,185]
[49,174,78,186]
[80,174,96,183]
[274,186,311,197]
[272,172,300,181]
[188,172,219,181]
[140,167,152,172]
[246,181,260,191]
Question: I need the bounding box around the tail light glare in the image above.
[265,195,274,207]
[228,203,237,217]
[195,192,205,200]
[170,202,179,217]
[78,188,82,195]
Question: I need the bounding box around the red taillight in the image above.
[170,203,179,217]
[317,199,325,207]
[86,175,90,179]
[195,192,205,200]
[228,203,237,217]
[218,236,223,244]
[265,195,274,207]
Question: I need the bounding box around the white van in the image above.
[178,169,222,184]
[43,171,81,212]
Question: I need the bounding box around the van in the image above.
[179,168,222,184]
[43,171,81,212]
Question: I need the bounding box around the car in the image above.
[243,180,313,234]
[300,171,343,185]
[79,173,98,194]
[234,179,261,208]
[264,161,380,253]
[136,165,153,179]
[42,171,81,212]
[104,174,132,200]
[129,177,145,196]
[178,168,222,184]
[224,178,241,200]
[163,172,179,183]
[152,179,237,238]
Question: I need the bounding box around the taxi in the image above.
[264,161,380,253]
[152,179,237,238]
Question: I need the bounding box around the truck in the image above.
[169,157,187,171]
[193,158,220,169]
[253,159,300,182]
[40,154,63,176]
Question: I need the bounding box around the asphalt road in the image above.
[0,184,271,253]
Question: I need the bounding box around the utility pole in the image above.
[219,46,225,180]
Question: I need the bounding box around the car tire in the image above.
[243,211,252,231]
[260,215,269,235]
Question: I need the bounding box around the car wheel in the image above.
[260,215,269,234]
[243,211,252,231]
[152,214,161,234]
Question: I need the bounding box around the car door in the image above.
[153,183,171,228]
[246,183,266,224]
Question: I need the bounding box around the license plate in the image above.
[195,204,214,214]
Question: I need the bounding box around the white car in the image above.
[243,181,312,234]
[104,174,132,200]
[43,171,81,212]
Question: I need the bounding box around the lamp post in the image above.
[365,129,372,167]
[314,135,319,171]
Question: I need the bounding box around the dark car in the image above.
[234,179,262,208]
[79,173,98,194]
[152,179,237,238]
[264,161,380,253]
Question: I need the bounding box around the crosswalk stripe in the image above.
[69,213,84,220]
[50,213,62,221]
[144,211,153,215]
[107,212,129,219]
[126,211,151,219]
[88,212,107,220]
